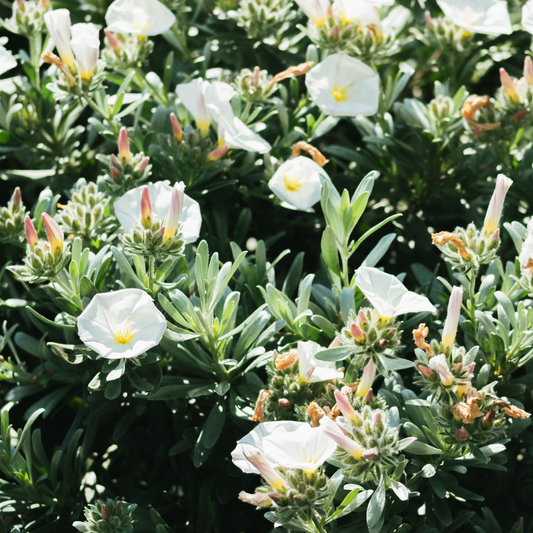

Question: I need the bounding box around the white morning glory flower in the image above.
[523,0,533,33]
[114,182,202,244]
[77,288,167,359]
[436,0,512,36]
[44,9,76,68]
[261,423,337,472]
[0,40,17,76]
[298,340,344,383]
[333,0,382,33]
[355,266,437,318]
[305,53,380,117]
[106,0,177,36]
[295,0,331,26]
[268,156,328,211]
[428,353,454,386]
[70,23,100,81]
[231,421,304,474]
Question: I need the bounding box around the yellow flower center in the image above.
[331,86,347,102]
[284,175,302,192]
[115,325,134,345]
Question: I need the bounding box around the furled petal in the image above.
[106,0,176,36]
[436,0,512,36]
[268,157,327,211]
[305,53,379,117]
[114,182,202,244]
[176,79,213,133]
[355,266,437,318]
[261,423,337,471]
[70,23,100,80]
[319,415,364,458]
[231,421,306,474]
[77,289,167,360]
[44,9,76,67]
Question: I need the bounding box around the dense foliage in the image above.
[1,0,533,532]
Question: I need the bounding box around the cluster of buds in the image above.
[102,29,154,71]
[120,183,185,259]
[41,9,105,96]
[428,94,455,123]
[432,174,511,272]
[4,0,49,36]
[101,128,152,194]
[73,498,136,533]
[245,465,330,512]
[320,397,407,481]
[438,385,529,448]
[0,187,25,240]
[413,11,474,54]
[8,214,69,282]
[497,59,533,113]
[58,179,110,242]
[338,307,402,361]
[150,114,229,189]
[413,287,477,401]
[234,67,277,104]
[235,0,296,41]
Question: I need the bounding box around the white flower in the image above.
[333,0,382,33]
[355,266,437,318]
[0,41,17,76]
[523,0,533,34]
[305,53,379,117]
[176,79,271,153]
[436,0,512,36]
[356,359,377,397]
[106,0,176,36]
[441,286,463,349]
[298,340,344,383]
[428,353,454,386]
[44,9,76,68]
[483,174,512,234]
[319,416,364,458]
[114,182,202,244]
[261,423,337,472]
[70,23,100,81]
[77,288,167,359]
[231,421,304,474]
[295,0,331,26]
[268,156,327,211]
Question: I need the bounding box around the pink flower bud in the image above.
[163,182,185,241]
[136,156,150,173]
[379,339,389,349]
[334,389,357,422]
[11,187,21,206]
[101,504,111,518]
[140,187,152,228]
[374,412,382,425]
[328,337,341,348]
[456,428,469,441]
[115,502,121,511]
[253,66,261,86]
[453,363,462,372]
[364,388,373,403]
[483,174,512,234]
[42,213,64,256]
[278,398,291,409]
[156,226,165,238]
[358,310,367,324]
[207,145,229,162]
[350,322,365,342]
[110,166,121,180]
[491,228,500,241]
[244,450,284,490]
[356,360,377,398]
[442,286,462,349]
[104,28,121,51]
[319,416,363,459]
[465,362,475,374]
[418,365,433,378]
[24,216,39,251]
[118,127,131,163]
[362,449,377,461]
[500,68,520,104]
[170,113,183,141]
[525,56,533,85]
[38,0,50,8]
[331,24,340,38]
[110,154,120,167]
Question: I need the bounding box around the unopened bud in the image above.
[358,310,367,324]
[419,365,434,378]
[424,10,433,28]
[115,501,121,510]
[170,113,183,141]
[453,363,462,372]
[364,388,373,403]
[328,337,341,348]
[483,409,496,428]
[379,339,389,349]
[39,0,50,8]
[207,145,229,162]
[253,66,261,86]
[118,127,131,163]
[11,187,21,206]
[110,154,120,167]
[140,186,152,228]
[500,68,520,104]
[374,412,382,425]
[24,216,39,251]
[136,156,150,173]
[104,28,121,51]
[101,504,111,519]
[512,108,529,123]
[525,56,533,85]
[331,24,339,38]
[110,166,121,180]
[456,428,469,441]
[362,449,377,461]
[350,323,365,342]
[268,493,282,502]
[278,398,291,409]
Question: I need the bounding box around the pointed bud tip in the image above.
[170,113,183,141]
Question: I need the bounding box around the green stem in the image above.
[82,95,109,120]
[148,255,155,294]
[134,67,168,107]
[468,268,478,335]
[241,101,252,123]
[312,514,327,533]
[341,239,350,288]
[28,33,42,91]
